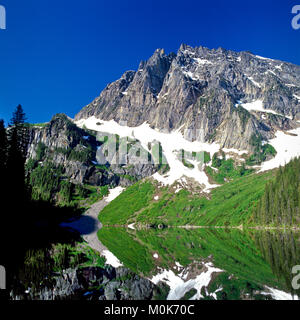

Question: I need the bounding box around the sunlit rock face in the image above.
[75,44,300,151]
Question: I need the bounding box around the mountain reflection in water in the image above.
[98,227,300,300]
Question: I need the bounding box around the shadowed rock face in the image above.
[26,114,158,187]
[10,267,168,300]
[75,44,300,150]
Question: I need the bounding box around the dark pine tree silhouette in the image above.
[2,105,30,275]
[0,119,8,240]
[0,119,7,188]
[0,106,82,299]
[0,119,7,299]
[7,105,29,206]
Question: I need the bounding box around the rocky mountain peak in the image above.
[75,44,300,151]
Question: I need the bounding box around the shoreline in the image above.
[100,223,300,231]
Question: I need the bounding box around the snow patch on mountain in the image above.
[247,76,261,88]
[175,187,183,193]
[76,116,300,187]
[76,117,221,191]
[102,250,123,268]
[261,286,299,300]
[260,127,300,172]
[105,186,125,202]
[194,58,213,66]
[128,223,135,230]
[294,94,300,101]
[150,262,223,300]
[236,100,292,119]
[255,55,274,61]
[274,64,283,71]
[222,148,248,156]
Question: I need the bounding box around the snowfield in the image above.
[150,263,298,300]
[76,115,300,187]
[247,76,261,88]
[150,262,223,300]
[127,223,135,230]
[76,117,220,191]
[294,94,300,101]
[236,100,292,119]
[255,55,274,61]
[101,250,123,268]
[222,148,248,156]
[260,127,300,172]
[261,286,299,300]
[105,186,124,202]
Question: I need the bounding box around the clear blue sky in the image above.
[0,0,299,124]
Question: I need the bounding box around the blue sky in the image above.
[0,0,299,124]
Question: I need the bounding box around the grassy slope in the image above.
[99,170,276,226]
[98,228,155,275]
[99,181,155,225]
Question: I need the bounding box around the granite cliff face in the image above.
[25,45,300,192]
[26,114,158,187]
[10,266,168,300]
[75,44,300,150]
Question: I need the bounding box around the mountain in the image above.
[10,45,300,301]
[75,44,300,151]
[25,114,161,204]
[25,44,300,196]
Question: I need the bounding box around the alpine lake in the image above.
[98,227,300,300]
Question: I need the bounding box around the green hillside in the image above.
[255,157,300,227]
[99,170,276,227]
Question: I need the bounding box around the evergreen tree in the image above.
[10,105,26,125]
[0,119,8,246]
[6,105,30,227]
[0,119,7,176]
[8,104,29,156]
[255,157,300,227]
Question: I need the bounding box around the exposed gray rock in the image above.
[10,266,166,301]
[26,114,159,188]
[75,44,300,151]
